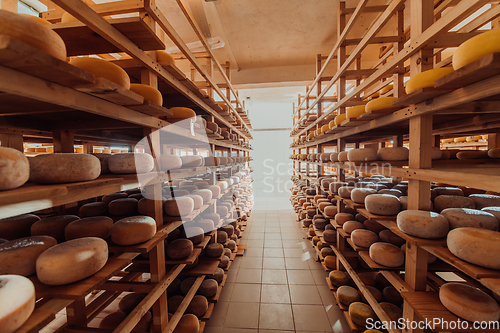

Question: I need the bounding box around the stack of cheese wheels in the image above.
[447,227,500,269]
[36,237,108,285]
[377,147,409,161]
[439,282,500,322]
[365,194,400,216]
[0,214,40,240]
[110,216,156,245]
[453,28,500,70]
[369,242,404,267]
[440,208,498,230]
[129,84,162,105]
[0,236,57,276]
[0,274,36,332]
[397,210,449,239]
[29,154,101,184]
[70,57,130,89]
[0,147,30,190]
[108,153,154,174]
[405,67,454,94]
[168,107,196,123]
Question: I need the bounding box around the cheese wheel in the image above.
[323,255,336,269]
[0,236,57,276]
[337,286,360,306]
[366,97,399,112]
[31,215,80,242]
[203,213,221,228]
[335,213,354,226]
[323,229,337,243]
[369,242,404,267]
[205,243,223,258]
[102,192,128,203]
[351,229,378,248]
[380,302,402,322]
[441,208,498,231]
[349,302,376,328]
[434,186,465,196]
[362,285,383,303]
[338,186,355,199]
[379,230,405,246]
[118,293,146,314]
[129,84,162,105]
[439,282,500,322]
[334,113,346,126]
[365,194,400,216]
[156,50,175,66]
[482,207,500,221]
[347,148,377,162]
[338,151,348,161]
[453,28,500,70]
[378,189,402,197]
[159,154,182,170]
[457,150,489,160]
[449,227,500,268]
[0,10,66,61]
[383,286,403,306]
[36,237,108,285]
[90,153,111,174]
[405,67,454,94]
[489,148,500,159]
[0,274,35,333]
[167,239,193,259]
[469,194,500,209]
[324,205,337,217]
[184,195,203,210]
[321,124,329,134]
[191,189,212,203]
[329,270,350,287]
[0,147,29,190]
[198,279,218,297]
[343,221,364,234]
[65,216,113,241]
[346,105,366,119]
[397,210,449,239]
[206,267,224,284]
[377,147,409,161]
[70,57,130,89]
[167,107,196,123]
[108,153,154,174]
[164,197,195,217]
[173,314,199,333]
[186,295,208,317]
[206,185,221,199]
[110,216,156,245]
[219,255,229,268]
[29,153,100,184]
[0,214,40,240]
[434,195,475,211]
[217,230,228,244]
[351,188,377,204]
[108,198,138,216]
[180,156,203,168]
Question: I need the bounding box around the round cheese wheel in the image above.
[206,185,221,198]
[377,147,409,161]
[469,194,500,209]
[108,198,138,216]
[321,247,334,257]
[329,152,339,162]
[65,216,113,240]
[347,148,377,162]
[329,182,346,193]
[323,229,337,243]
[457,150,489,160]
[207,268,224,284]
[439,282,500,322]
[329,270,350,287]
[0,274,35,332]
[324,205,337,217]
[167,107,196,123]
[0,10,66,61]
[219,255,229,268]
[0,214,40,240]
[318,202,333,211]
[379,230,405,246]
[0,147,29,190]
[434,195,475,211]
[489,148,500,159]
[203,213,221,228]
[338,186,355,198]
[181,156,203,168]
[185,195,203,210]
[31,215,80,242]
[108,153,154,174]
[191,189,212,203]
[167,239,193,259]
[349,302,376,328]
[36,237,108,285]
[160,154,182,170]
[453,28,500,70]
[217,230,228,244]
[380,302,402,322]
[351,188,377,204]
[90,153,111,174]
[110,216,156,245]
[378,189,402,197]
[186,295,208,317]
[383,286,403,306]
[205,243,223,258]
[346,105,366,119]
[156,50,175,66]
[343,221,364,234]
[99,311,127,329]
[118,293,145,314]
[168,295,184,313]
[482,207,500,221]
[29,154,100,184]
[337,285,360,306]
[405,67,454,94]
[129,84,162,105]
[0,236,57,276]
[173,314,199,333]
[194,219,214,234]
[334,113,346,126]
[448,227,500,269]
[70,57,130,89]
[217,206,229,218]
[164,197,195,217]
[397,210,449,239]
[366,96,399,112]
[198,279,218,297]
[432,147,443,160]
[335,213,354,226]
[369,242,404,267]
[362,285,384,303]
[185,227,204,245]
[441,208,498,231]
[351,229,378,248]
[324,256,336,269]
[102,192,128,203]
[365,194,400,216]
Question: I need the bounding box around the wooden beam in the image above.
[0,133,23,151]
[53,130,75,153]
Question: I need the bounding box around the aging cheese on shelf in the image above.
[0,214,40,240]
[346,105,366,119]
[108,153,154,174]
[379,230,405,246]
[489,148,500,159]
[434,195,475,211]
[453,28,500,70]
[118,293,145,314]
[366,97,399,112]
[347,148,377,162]
[482,207,500,221]
[324,255,336,269]
[397,210,449,239]
[439,282,500,322]
[405,67,454,94]
[369,242,404,267]
[191,189,212,203]
[108,198,138,216]
[198,279,218,297]
[180,156,204,168]
[334,114,346,126]
[383,286,403,306]
[206,185,221,198]
[329,270,350,287]
[323,229,337,243]
[469,194,500,209]
[164,197,195,217]
[36,237,108,285]
[440,208,498,231]
[324,205,337,217]
[335,213,354,226]
[110,216,156,245]
[168,107,196,123]
[186,194,203,210]
[91,153,111,174]
[186,295,208,317]
[65,216,113,240]
[160,154,183,170]
[167,239,193,259]
[457,150,489,160]
[380,302,402,322]
[348,302,376,328]
[0,274,35,333]
[102,192,128,203]
[351,188,377,204]
[0,236,57,276]
[129,84,162,105]
[343,221,364,234]
[338,186,355,198]
[378,189,402,197]
[365,194,400,216]
[31,215,80,242]
[337,285,360,306]
[377,147,409,161]
[351,229,379,248]
[447,227,500,269]
[0,147,30,191]
[173,314,199,333]
[29,154,100,184]
[99,311,127,330]
[70,57,130,89]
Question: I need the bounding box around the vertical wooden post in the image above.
[225,61,231,101]
[488,134,500,149]
[207,58,214,99]
[0,133,24,152]
[393,8,405,98]
[316,54,323,116]
[53,131,74,153]
[337,1,347,119]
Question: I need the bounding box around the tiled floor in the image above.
[206,197,351,333]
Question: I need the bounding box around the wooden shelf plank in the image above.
[14,298,73,333]
[333,291,349,311]
[358,251,404,270]
[357,106,400,120]
[180,256,220,276]
[129,101,173,117]
[357,208,397,221]
[346,238,369,252]
[392,87,450,106]
[200,302,215,322]
[75,77,144,106]
[165,248,202,265]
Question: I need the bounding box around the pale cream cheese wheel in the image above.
[108,153,154,174]
[0,147,30,190]
[351,229,379,248]
[164,197,195,217]
[110,216,156,245]
[447,227,500,269]
[29,154,100,184]
[0,236,57,276]
[397,210,449,239]
[180,156,204,168]
[0,274,35,333]
[441,208,498,231]
[160,154,182,170]
[365,194,400,216]
[377,147,409,161]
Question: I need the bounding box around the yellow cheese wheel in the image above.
[324,255,336,269]
[110,216,156,245]
[349,302,376,328]
[0,236,57,276]
[69,57,130,89]
[346,105,366,119]
[366,97,399,112]
[405,67,454,94]
[454,137,467,143]
[328,120,336,129]
[380,83,393,95]
[334,113,346,125]
[337,285,360,306]
[156,50,175,66]
[321,124,329,133]
[0,147,30,191]
[0,10,66,61]
[0,275,35,333]
[329,270,350,287]
[61,12,79,23]
[129,84,163,106]
[442,138,454,143]
[167,107,196,123]
[453,29,500,70]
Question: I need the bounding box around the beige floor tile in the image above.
[311,270,330,286]
[230,283,262,303]
[260,284,291,304]
[246,233,265,240]
[325,303,351,331]
[261,269,288,284]
[259,303,295,330]
[224,302,260,328]
[285,257,311,270]
[286,269,316,285]
[260,331,295,333]
[221,328,258,333]
[204,327,222,333]
[284,248,306,258]
[265,228,282,233]
[263,248,284,258]
[281,232,300,240]
[244,247,264,258]
[207,301,230,327]
[282,239,306,248]
[239,257,263,269]
[292,304,333,331]
[289,285,323,305]
[226,268,238,283]
[262,257,286,269]
[244,239,264,248]
[264,232,282,239]
[264,239,283,248]
[235,268,262,284]
[219,282,235,302]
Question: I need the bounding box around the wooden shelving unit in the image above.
[290,1,500,333]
